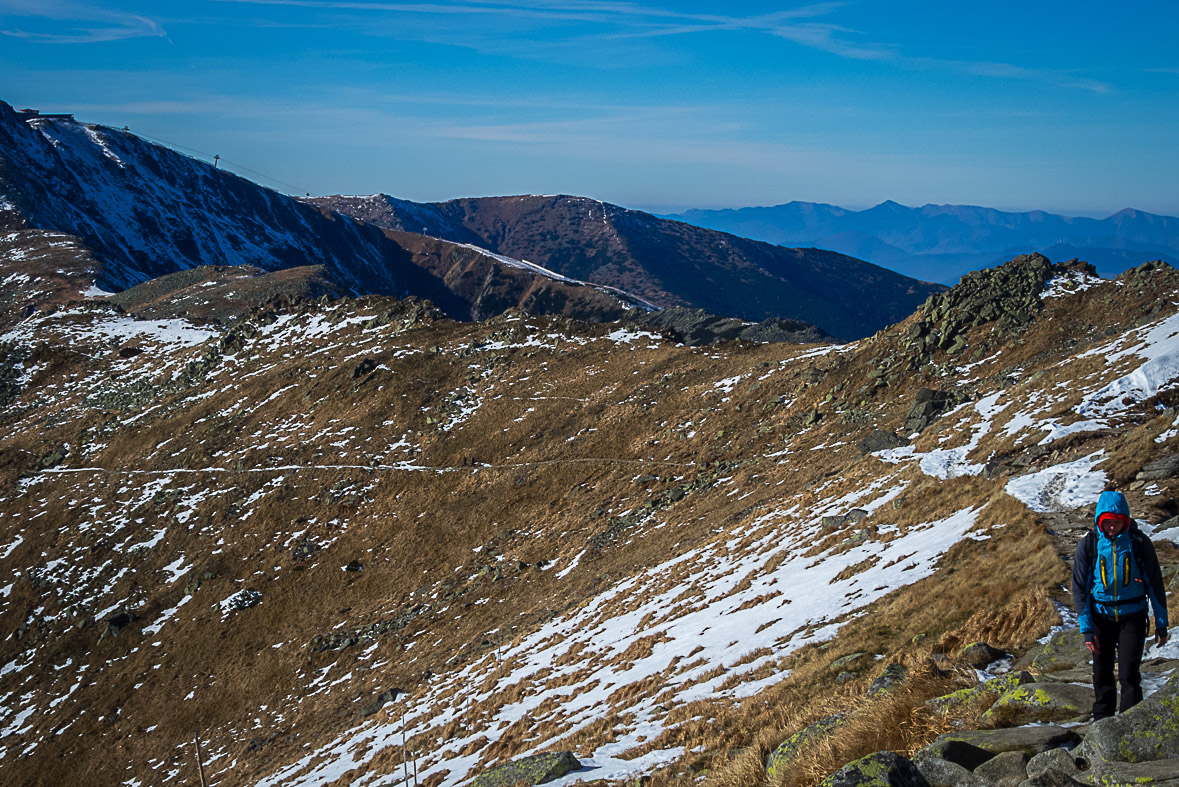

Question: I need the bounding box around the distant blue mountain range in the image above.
[666,201,1179,284]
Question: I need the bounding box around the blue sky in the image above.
[2,1,1178,216]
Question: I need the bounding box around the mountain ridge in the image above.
[0,101,650,326]
[308,193,946,341]
[668,200,1179,283]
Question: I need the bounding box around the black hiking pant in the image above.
[1092,609,1148,719]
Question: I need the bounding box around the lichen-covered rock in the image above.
[974,750,1029,787]
[927,671,1035,712]
[830,652,868,673]
[933,726,1080,757]
[817,751,929,787]
[868,664,908,698]
[913,756,991,787]
[1014,630,1089,673]
[983,683,1094,726]
[1089,758,1179,786]
[1073,671,1179,765]
[471,751,580,787]
[766,713,849,780]
[959,642,1008,669]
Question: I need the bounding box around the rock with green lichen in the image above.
[816,751,929,786]
[1013,630,1089,674]
[927,671,1035,712]
[471,751,580,787]
[933,726,1080,757]
[766,713,849,780]
[982,682,1094,726]
[1087,757,1179,785]
[1073,671,1179,766]
[868,664,908,697]
[830,652,868,673]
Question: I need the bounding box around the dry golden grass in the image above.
[6,268,1177,787]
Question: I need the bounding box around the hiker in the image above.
[1072,490,1169,719]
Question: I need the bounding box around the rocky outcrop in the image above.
[1138,454,1179,483]
[868,255,1095,388]
[625,307,829,346]
[905,389,961,433]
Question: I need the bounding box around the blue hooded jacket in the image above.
[1073,491,1168,641]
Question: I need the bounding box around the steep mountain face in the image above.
[0,101,644,324]
[670,200,1179,283]
[309,194,945,341]
[2,253,1178,787]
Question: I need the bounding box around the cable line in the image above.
[109,125,314,197]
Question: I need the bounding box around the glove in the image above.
[1085,633,1100,655]
[1157,628,1169,649]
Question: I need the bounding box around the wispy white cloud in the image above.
[212,0,1111,92]
[0,0,165,43]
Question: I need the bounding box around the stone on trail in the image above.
[471,751,580,787]
[1025,748,1081,781]
[932,726,1080,757]
[1013,630,1089,673]
[766,713,849,780]
[817,751,929,787]
[982,682,1094,726]
[1015,769,1086,787]
[973,749,1029,787]
[914,738,996,772]
[1088,758,1179,786]
[1073,674,1179,765]
[913,756,991,787]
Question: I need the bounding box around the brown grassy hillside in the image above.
[1,255,1177,786]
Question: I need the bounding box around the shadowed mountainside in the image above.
[0,101,648,325]
[309,194,946,340]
